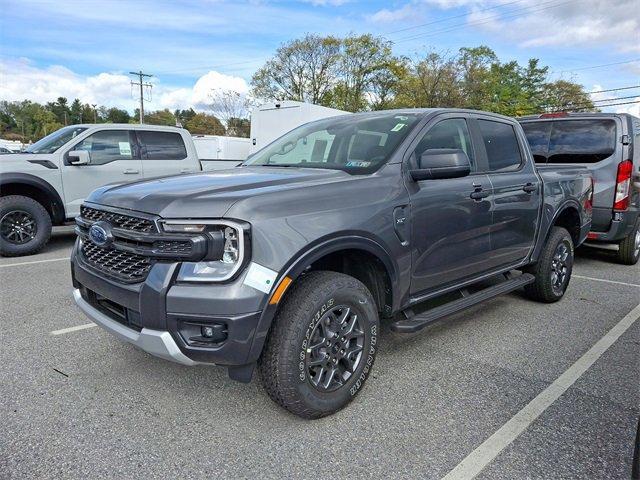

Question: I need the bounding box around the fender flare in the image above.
[243,234,400,365]
[0,172,66,223]
[531,199,582,263]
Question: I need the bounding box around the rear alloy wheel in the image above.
[524,226,574,303]
[259,271,379,419]
[617,220,640,265]
[0,195,52,257]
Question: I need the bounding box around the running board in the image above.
[391,273,535,333]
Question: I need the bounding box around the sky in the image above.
[1,0,639,115]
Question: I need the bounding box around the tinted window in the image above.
[73,130,134,165]
[478,120,522,172]
[547,120,616,164]
[415,118,474,168]
[26,126,87,154]
[138,131,187,160]
[521,122,551,163]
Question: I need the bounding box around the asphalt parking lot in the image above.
[1,226,639,479]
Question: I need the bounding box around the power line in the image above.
[394,0,575,43]
[384,0,529,35]
[588,85,640,95]
[591,94,640,103]
[556,59,640,74]
[129,70,153,124]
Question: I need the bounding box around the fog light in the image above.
[202,326,214,338]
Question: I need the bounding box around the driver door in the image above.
[61,130,143,217]
[406,116,493,295]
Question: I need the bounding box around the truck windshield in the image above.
[243,112,421,174]
[24,126,87,154]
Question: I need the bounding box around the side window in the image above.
[73,130,134,165]
[414,118,474,169]
[521,122,551,163]
[138,131,187,160]
[478,120,522,172]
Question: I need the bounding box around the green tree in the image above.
[104,107,131,123]
[69,98,83,123]
[144,109,177,126]
[174,108,197,126]
[251,34,341,104]
[541,80,596,113]
[328,34,403,112]
[227,117,250,137]
[183,112,226,135]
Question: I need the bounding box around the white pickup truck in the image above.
[0,124,241,256]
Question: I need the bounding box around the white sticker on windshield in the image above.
[118,142,132,156]
[346,161,371,168]
[391,123,406,132]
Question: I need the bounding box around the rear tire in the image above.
[524,227,574,303]
[258,271,379,419]
[0,195,52,257]
[616,219,640,265]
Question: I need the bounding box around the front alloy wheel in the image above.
[306,305,365,392]
[0,210,37,245]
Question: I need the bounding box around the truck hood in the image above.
[87,166,352,218]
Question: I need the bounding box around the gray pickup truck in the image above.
[70,109,593,418]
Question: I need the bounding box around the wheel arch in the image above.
[531,200,581,264]
[0,173,65,224]
[244,234,399,365]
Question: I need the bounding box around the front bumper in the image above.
[73,289,196,366]
[71,239,273,375]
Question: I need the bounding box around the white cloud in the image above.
[368,4,420,24]
[0,58,249,113]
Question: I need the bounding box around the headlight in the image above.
[161,220,248,282]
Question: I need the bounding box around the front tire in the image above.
[259,271,379,419]
[0,195,52,257]
[616,219,640,265]
[524,226,574,303]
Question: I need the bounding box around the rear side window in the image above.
[521,122,551,163]
[522,119,617,164]
[548,120,616,163]
[478,120,522,172]
[138,131,187,160]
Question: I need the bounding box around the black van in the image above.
[519,112,640,264]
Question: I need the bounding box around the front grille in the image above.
[80,205,156,233]
[81,239,152,282]
[153,240,193,255]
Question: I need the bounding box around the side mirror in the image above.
[68,150,91,165]
[410,149,471,181]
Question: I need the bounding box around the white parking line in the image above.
[442,302,640,480]
[50,323,96,335]
[573,274,640,288]
[0,257,70,268]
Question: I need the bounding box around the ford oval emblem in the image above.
[88,222,113,247]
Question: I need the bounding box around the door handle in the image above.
[470,188,490,200]
[123,169,139,174]
[522,183,537,193]
[180,168,194,173]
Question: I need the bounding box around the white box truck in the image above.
[191,135,251,169]
[249,101,349,154]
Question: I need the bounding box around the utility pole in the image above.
[92,104,97,123]
[129,70,153,124]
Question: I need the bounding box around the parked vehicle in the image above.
[519,112,640,264]
[70,109,592,418]
[191,135,251,168]
[0,124,238,256]
[249,101,348,154]
[0,147,13,154]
